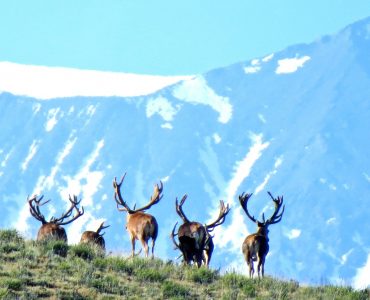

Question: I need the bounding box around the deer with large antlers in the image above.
[239,191,285,278]
[28,194,84,242]
[113,173,163,258]
[80,222,110,251]
[171,194,230,267]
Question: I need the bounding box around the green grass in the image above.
[0,229,368,299]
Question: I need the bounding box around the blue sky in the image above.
[1,0,370,75]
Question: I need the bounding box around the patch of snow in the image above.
[213,133,221,144]
[45,108,62,132]
[340,249,353,265]
[32,103,41,115]
[329,184,337,191]
[262,53,274,62]
[258,113,267,124]
[21,140,40,172]
[172,76,232,123]
[244,66,261,74]
[1,149,13,168]
[326,217,337,225]
[254,156,283,194]
[275,56,311,74]
[161,123,173,129]
[363,172,370,183]
[146,96,179,121]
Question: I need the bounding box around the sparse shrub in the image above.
[69,243,104,260]
[88,274,125,295]
[0,229,24,243]
[102,256,134,275]
[222,272,256,297]
[0,278,24,291]
[135,268,166,282]
[0,229,25,257]
[0,288,7,298]
[185,267,218,284]
[56,289,89,300]
[57,260,72,274]
[162,280,190,299]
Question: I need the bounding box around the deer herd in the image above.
[26,172,285,278]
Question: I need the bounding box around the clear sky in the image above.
[1,0,370,75]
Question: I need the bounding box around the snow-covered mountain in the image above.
[1,16,370,289]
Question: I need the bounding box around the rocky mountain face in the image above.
[1,17,370,288]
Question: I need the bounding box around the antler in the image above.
[96,222,110,235]
[239,192,259,224]
[175,194,191,223]
[50,195,84,225]
[134,180,163,212]
[205,200,230,232]
[170,222,180,249]
[265,192,285,225]
[113,172,163,214]
[113,173,133,213]
[239,192,285,226]
[28,195,50,224]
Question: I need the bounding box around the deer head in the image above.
[113,172,163,258]
[28,194,84,242]
[172,194,230,267]
[80,221,110,251]
[239,191,285,278]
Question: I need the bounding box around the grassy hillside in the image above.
[0,229,368,299]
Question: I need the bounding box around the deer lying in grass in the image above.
[113,173,163,258]
[28,194,84,242]
[80,222,110,251]
[239,192,285,278]
[171,194,230,267]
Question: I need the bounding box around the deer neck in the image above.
[256,226,269,237]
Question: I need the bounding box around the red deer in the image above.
[113,173,163,258]
[28,194,84,242]
[239,191,285,278]
[80,222,110,251]
[171,194,230,267]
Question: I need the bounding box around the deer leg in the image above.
[130,236,136,257]
[257,255,265,279]
[246,252,254,278]
[140,238,149,258]
[151,238,156,259]
[249,259,255,278]
[259,257,265,278]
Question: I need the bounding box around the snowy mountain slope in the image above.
[0,61,192,99]
[1,16,370,288]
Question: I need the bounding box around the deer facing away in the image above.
[28,194,84,242]
[80,221,110,251]
[239,191,285,278]
[113,173,163,258]
[171,194,230,267]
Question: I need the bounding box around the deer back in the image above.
[80,231,106,250]
[126,211,158,240]
[37,223,67,242]
[242,232,269,260]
